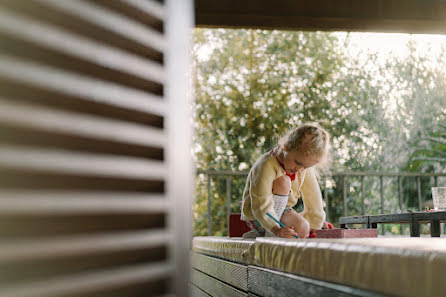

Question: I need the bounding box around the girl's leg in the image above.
[272,175,291,195]
[281,209,310,238]
[272,176,291,219]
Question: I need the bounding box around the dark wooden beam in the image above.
[195,0,446,34]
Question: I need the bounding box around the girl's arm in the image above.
[249,162,281,232]
[299,168,326,229]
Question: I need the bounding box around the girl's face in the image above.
[282,149,319,174]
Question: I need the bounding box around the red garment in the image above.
[270,149,296,181]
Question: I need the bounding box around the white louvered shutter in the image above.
[0,0,193,296]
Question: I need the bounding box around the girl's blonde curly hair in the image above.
[277,123,331,178]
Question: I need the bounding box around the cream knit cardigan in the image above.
[241,151,326,232]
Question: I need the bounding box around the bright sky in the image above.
[196,31,446,62]
[336,32,446,59]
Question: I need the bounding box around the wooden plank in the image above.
[1,262,173,297]
[0,229,169,263]
[368,213,412,224]
[0,55,165,118]
[346,212,446,227]
[411,211,446,222]
[37,0,166,53]
[0,9,164,85]
[0,98,165,149]
[382,0,433,19]
[0,146,167,180]
[195,0,446,34]
[191,252,248,291]
[0,191,166,215]
[190,284,211,297]
[339,215,368,226]
[191,269,247,297]
[248,266,388,297]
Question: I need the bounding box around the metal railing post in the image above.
[323,179,329,221]
[207,175,212,236]
[417,176,422,210]
[361,176,365,215]
[226,176,231,235]
[380,176,384,213]
[398,175,403,234]
[398,176,403,211]
[380,175,384,235]
[343,176,347,217]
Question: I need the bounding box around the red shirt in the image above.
[270,149,296,181]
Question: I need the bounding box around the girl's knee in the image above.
[295,217,310,238]
[272,175,291,195]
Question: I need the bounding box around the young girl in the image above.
[241,123,332,238]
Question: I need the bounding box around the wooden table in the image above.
[339,211,446,237]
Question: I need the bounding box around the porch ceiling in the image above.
[195,0,446,34]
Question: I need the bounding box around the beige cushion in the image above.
[254,237,446,297]
[192,236,255,265]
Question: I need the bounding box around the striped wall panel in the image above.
[0,0,192,296]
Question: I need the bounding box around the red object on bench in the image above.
[229,213,252,237]
[314,228,378,238]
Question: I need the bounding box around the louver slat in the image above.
[0,55,164,118]
[0,9,165,86]
[0,99,165,151]
[1,262,173,297]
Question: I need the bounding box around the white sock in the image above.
[272,194,289,220]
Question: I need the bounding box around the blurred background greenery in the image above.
[192,29,446,236]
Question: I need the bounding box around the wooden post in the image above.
[431,220,440,237]
[410,220,420,237]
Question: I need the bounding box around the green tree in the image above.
[407,124,446,170]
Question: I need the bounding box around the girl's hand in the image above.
[322,221,334,229]
[310,221,334,234]
[271,226,298,238]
